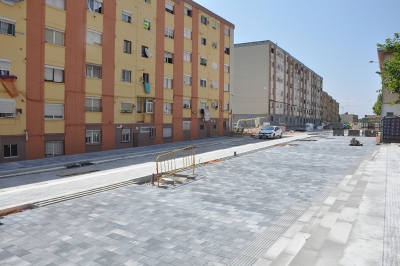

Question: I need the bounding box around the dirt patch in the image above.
[203,159,224,165]
[0,209,23,217]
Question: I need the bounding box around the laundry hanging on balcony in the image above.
[144,82,150,94]
[204,108,210,121]
[0,74,18,98]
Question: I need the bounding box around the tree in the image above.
[372,92,382,115]
[377,33,400,103]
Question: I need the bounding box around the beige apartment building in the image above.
[232,41,325,127]
[0,0,234,162]
[321,91,339,123]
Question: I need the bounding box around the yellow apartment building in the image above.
[0,0,234,162]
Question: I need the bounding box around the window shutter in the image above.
[86,31,92,44]
[55,31,64,45]
[54,69,63,82]
[121,102,131,111]
[45,67,53,81]
[93,98,101,108]
[45,104,63,117]
[0,60,10,71]
[55,0,65,9]
[93,32,102,45]
[0,99,15,113]
[45,29,53,43]
[165,2,173,10]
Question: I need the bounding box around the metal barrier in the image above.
[155,146,195,187]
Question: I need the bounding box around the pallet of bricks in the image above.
[332,123,344,136]
[364,129,378,137]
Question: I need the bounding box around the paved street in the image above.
[0,134,399,266]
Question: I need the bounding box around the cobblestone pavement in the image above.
[0,136,378,266]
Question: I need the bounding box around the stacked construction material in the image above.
[332,123,344,136]
[348,130,360,136]
[364,130,378,137]
[349,138,363,146]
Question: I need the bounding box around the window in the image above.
[4,144,17,158]
[123,40,131,54]
[200,79,207,87]
[86,64,102,79]
[213,124,217,129]
[164,77,172,89]
[200,57,207,66]
[184,51,191,62]
[163,127,172,138]
[144,99,153,113]
[201,15,207,25]
[183,98,191,108]
[150,127,155,138]
[200,125,204,130]
[223,121,227,130]
[165,2,174,14]
[144,19,151,30]
[224,47,230,55]
[163,102,172,114]
[0,98,15,118]
[46,0,65,10]
[224,27,230,36]
[211,20,217,29]
[88,0,102,14]
[0,18,15,36]
[212,62,218,70]
[45,28,64,46]
[45,65,64,83]
[85,97,101,112]
[184,28,192,39]
[224,64,230,73]
[45,141,64,156]
[142,46,153,58]
[122,129,130,142]
[183,75,191,85]
[224,102,229,111]
[184,6,192,17]
[86,130,101,144]
[44,103,64,119]
[201,38,206,45]
[212,42,217,49]
[140,127,150,133]
[210,102,216,109]
[200,101,206,110]
[224,83,229,92]
[183,121,191,130]
[86,30,102,46]
[122,10,132,23]
[122,70,131,82]
[164,51,173,64]
[164,27,174,39]
[0,59,10,76]
[143,73,149,83]
[121,102,132,113]
[211,81,218,89]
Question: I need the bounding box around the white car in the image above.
[259,126,282,139]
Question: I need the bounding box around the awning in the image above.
[145,48,153,58]
[144,82,150,94]
[0,75,18,98]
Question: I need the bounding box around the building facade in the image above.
[0,0,234,162]
[377,48,400,117]
[341,113,358,123]
[321,91,339,124]
[232,41,324,127]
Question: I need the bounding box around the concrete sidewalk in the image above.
[253,143,400,266]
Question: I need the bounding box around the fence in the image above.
[155,146,195,187]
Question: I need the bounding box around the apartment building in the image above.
[321,91,339,123]
[341,112,358,123]
[232,41,324,127]
[0,0,234,162]
[377,48,400,117]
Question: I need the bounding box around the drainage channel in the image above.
[32,178,144,207]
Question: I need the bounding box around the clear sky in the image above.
[195,0,400,118]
